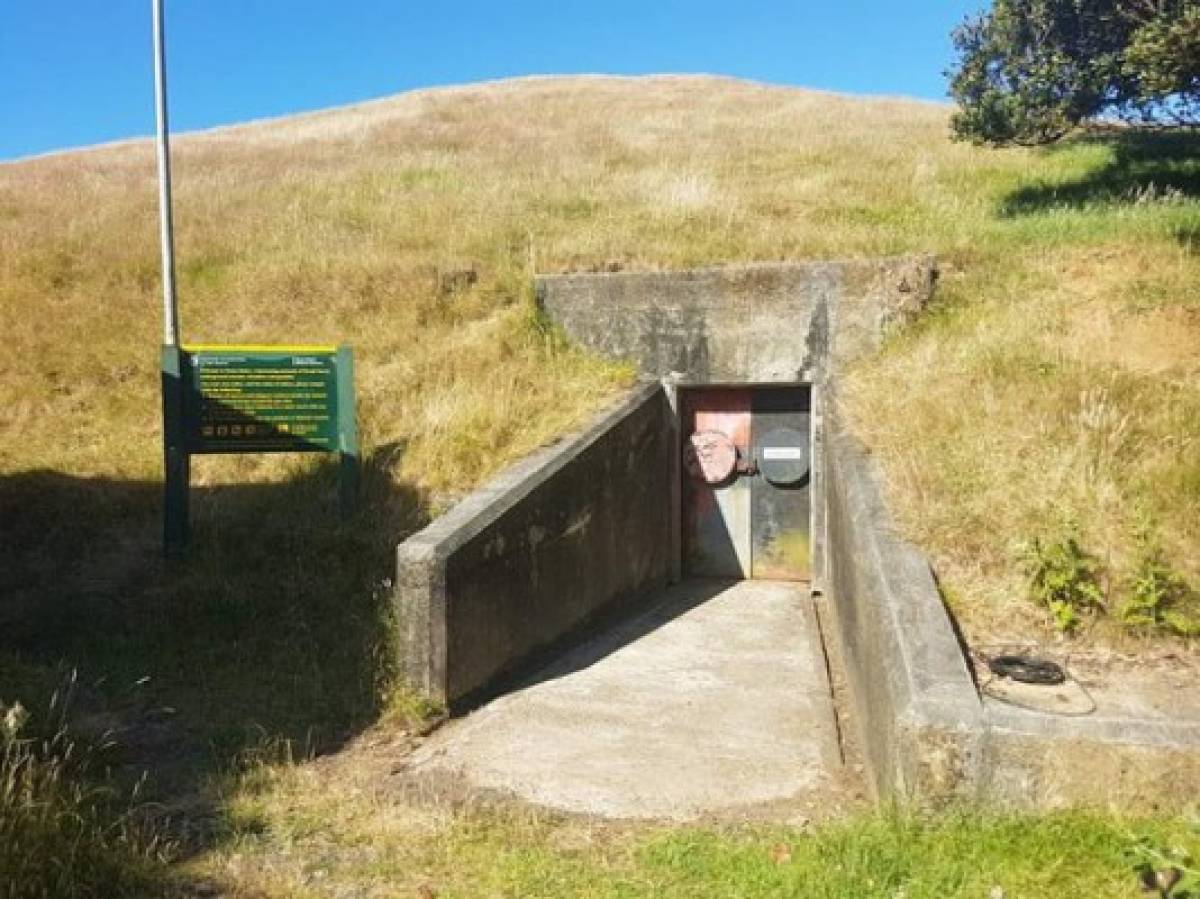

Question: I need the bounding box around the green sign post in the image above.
[149,4,357,557]
[162,344,359,555]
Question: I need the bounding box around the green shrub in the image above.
[1018,523,1106,633]
[1119,513,1200,637]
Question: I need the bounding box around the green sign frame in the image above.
[161,343,359,555]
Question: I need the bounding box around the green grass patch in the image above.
[196,798,1200,898]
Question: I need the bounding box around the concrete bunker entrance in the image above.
[394,258,942,815]
[400,257,1042,816]
[396,257,1200,812]
[398,367,852,818]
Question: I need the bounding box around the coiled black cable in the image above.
[985,654,1067,685]
[974,647,1097,716]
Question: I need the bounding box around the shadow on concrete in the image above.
[512,578,737,693]
[447,579,738,716]
[928,568,982,694]
[0,444,426,883]
[998,131,1200,223]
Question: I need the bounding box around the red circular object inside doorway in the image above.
[683,430,738,484]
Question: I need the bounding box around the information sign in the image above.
[161,344,358,555]
[183,346,340,453]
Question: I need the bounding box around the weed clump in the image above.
[1018,510,1200,637]
[0,687,172,899]
[1119,512,1200,637]
[1017,521,1106,633]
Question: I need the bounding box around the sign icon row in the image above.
[198,423,295,438]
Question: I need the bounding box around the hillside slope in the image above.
[3,72,1200,897]
[2,73,1198,673]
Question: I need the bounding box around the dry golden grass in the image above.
[4,75,1198,645]
[843,243,1200,640]
[4,73,1200,897]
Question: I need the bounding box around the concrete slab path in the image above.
[405,579,853,820]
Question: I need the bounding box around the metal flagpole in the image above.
[153,0,189,554]
[152,0,179,346]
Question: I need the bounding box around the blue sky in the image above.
[0,1,987,161]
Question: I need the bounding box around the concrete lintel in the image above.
[537,256,938,385]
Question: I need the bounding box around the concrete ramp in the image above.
[405,580,854,820]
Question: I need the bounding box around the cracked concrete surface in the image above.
[405,579,853,820]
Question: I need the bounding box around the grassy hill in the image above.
[1,75,1199,895]
[4,76,1197,644]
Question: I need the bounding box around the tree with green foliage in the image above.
[948,0,1200,145]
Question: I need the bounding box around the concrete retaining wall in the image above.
[981,716,1200,810]
[395,382,673,708]
[821,408,985,801]
[822,399,1200,809]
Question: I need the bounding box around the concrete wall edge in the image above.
[399,381,664,560]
